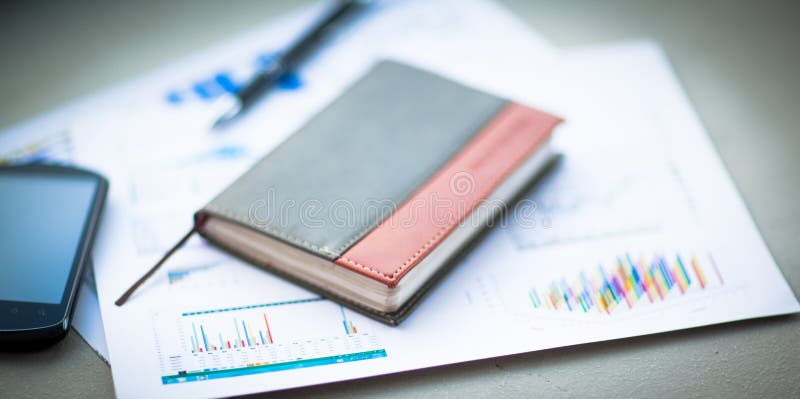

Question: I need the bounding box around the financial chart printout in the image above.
[51,1,798,397]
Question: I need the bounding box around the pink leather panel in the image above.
[334,102,562,287]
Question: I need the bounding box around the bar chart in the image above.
[528,252,724,315]
[153,297,386,384]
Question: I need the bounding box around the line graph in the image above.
[505,106,698,250]
[508,161,692,249]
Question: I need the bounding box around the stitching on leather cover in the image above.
[338,223,450,280]
[206,107,556,281]
[332,207,396,254]
[337,116,551,282]
[205,203,339,258]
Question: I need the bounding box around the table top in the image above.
[1,1,798,397]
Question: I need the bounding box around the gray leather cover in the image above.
[203,60,506,260]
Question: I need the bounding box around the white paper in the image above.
[3,0,796,397]
[70,1,564,396]
[1,0,556,363]
[71,261,109,361]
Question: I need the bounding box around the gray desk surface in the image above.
[1,1,798,397]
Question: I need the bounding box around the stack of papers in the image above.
[1,0,797,397]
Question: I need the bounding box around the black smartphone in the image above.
[0,164,108,349]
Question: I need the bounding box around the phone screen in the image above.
[0,173,99,304]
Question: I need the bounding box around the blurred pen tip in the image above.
[210,97,242,131]
[211,116,233,131]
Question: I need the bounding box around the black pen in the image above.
[212,0,369,129]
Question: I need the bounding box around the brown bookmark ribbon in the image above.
[115,213,207,306]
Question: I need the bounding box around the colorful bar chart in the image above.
[185,298,363,353]
[341,305,358,334]
[154,297,383,384]
[528,253,724,315]
[188,313,275,353]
